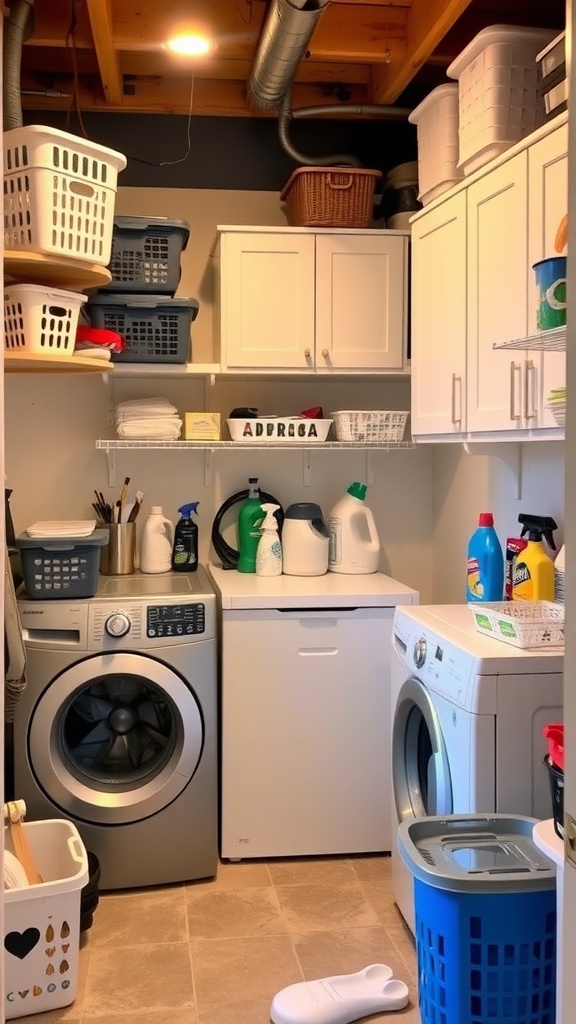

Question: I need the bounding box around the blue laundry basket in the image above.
[398,814,557,1024]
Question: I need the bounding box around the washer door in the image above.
[392,676,452,823]
[28,652,204,825]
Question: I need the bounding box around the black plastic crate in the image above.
[15,530,108,599]
[104,217,190,294]
[544,753,564,838]
[87,294,199,363]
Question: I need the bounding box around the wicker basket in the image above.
[331,410,409,443]
[280,167,382,228]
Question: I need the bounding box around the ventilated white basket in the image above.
[409,84,464,205]
[469,600,564,649]
[331,410,409,443]
[3,125,126,265]
[4,284,86,356]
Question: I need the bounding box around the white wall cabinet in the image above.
[213,227,409,374]
[411,115,567,440]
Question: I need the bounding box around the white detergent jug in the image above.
[140,506,174,574]
[328,482,381,575]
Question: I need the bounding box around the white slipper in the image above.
[270,963,410,1024]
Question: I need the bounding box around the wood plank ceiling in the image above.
[19,0,566,118]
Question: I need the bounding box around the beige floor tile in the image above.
[350,853,393,883]
[187,859,272,891]
[90,888,188,946]
[83,1011,196,1024]
[185,886,287,939]
[361,880,407,926]
[275,882,381,932]
[267,856,357,886]
[198,998,276,1024]
[191,934,302,1008]
[83,942,194,1015]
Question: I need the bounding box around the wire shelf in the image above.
[96,439,415,451]
[493,326,567,351]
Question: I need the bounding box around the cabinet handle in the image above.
[304,348,311,358]
[524,359,537,421]
[509,361,521,421]
[451,373,462,426]
[322,348,329,358]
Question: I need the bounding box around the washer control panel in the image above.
[147,603,205,639]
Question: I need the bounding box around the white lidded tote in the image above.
[328,482,381,574]
[140,506,174,573]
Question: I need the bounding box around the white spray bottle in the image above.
[255,503,282,577]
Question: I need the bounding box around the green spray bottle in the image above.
[237,478,264,573]
[171,502,199,572]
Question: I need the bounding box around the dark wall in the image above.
[25,109,417,191]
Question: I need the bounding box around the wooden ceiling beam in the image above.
[370,0,475,103]
[85,0,124,105]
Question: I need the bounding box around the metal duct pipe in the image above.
[248,0,330,111]
[278,88,412,167]
[3,0,35,130]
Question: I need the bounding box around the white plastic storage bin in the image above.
[4,819,89,1020]
[409,84,464,205]
[3,125,126,265]
[447,25,556,175]
[4,284,86,357]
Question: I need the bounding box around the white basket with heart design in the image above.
[4,819,89,1020]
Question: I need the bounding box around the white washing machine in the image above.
[390,604,563,933]
[14,569,218,890]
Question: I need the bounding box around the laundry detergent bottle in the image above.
[171,502,199,572]
[466,512,504,602]
[140,506,174,574]
[328,482,381,574]
[237,477,264,573]
[255,503,282,577]
[512,513,557,601]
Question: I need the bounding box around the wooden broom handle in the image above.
[4,801,43,885]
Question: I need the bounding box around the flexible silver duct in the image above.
[279,89,413,167]
[248,0,330,111]
[3,0,35,130]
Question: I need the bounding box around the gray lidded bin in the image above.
[87,294,199,363]
[15,529,108,599]
[105,216,190,294]
[397,814,557,1024]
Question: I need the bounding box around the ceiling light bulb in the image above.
[166,34,212,57]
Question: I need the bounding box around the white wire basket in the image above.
[330,410,409,443]
[4,284,86,357]
[3,126,126,265]
[469,601,564,649]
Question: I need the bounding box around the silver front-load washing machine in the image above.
[14,568,218,889]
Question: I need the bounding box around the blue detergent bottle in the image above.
[466,512,504,602]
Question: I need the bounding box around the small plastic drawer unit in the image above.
[398,814,557,1024]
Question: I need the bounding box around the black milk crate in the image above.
[105,217,190,294]
[87,294,199,363]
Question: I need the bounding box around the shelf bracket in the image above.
[303,450,312,487]
[462,441,523,501]
[104,448,118,489]
[204,449,214,488]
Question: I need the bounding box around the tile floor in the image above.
[35,854,420,1024]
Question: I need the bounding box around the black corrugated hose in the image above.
[211,489,284,569]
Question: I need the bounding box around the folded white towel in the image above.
[115,397,178,418]
[116,418,182,440]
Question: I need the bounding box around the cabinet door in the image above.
[315,233,406,370]
[219,232,315,370]
[467,153,529,432]
[528,123,567,430]
[410,192,467,436]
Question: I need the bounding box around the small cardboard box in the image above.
[183,412,221,440]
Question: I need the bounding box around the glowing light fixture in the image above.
[165,33,212,57]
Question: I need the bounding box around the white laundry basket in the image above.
[409,84,464,205]
[3,125,126,265]
[4,819,89,1020]
[4,284,86,357]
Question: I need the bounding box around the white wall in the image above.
[432,442,565,602]
[5,187,435,602]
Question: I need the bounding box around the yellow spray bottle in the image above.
[512,514,558,601]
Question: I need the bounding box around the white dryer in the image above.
[14,570,218,890]
[390,604,563,932]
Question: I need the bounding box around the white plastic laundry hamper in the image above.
[4,819,89,1020]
